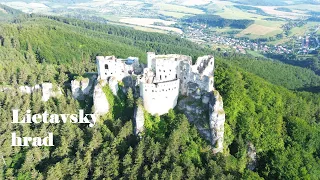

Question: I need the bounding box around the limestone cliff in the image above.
[42,83,62,102]
[247,142,257,170]
[209,90,225,153]
[19,85,41,94]
[178,90,225,153]
[108,76,119,96]
[93,80,109,116]
[71,76,95,100]
[134,105,145,135]
[1,83,62,102]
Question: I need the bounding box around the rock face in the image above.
[19,85,41,94]
[93,80,109,116]
[1,83,61,102]
[247,142,257,170]
[71,77,95,100]
[134,105,145,135]
[178,89,225,153]
[41,83,62,102]
[209,90,225,153]
[178,95,212,144]
[108,77,119,96]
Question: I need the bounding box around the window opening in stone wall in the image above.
[105,64,109,69]
[176,74,177,79]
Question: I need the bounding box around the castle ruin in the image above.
[73,52,225,153]
[97,52,215,115]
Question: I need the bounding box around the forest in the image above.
[0,7,319,180]
[183,15,254,29]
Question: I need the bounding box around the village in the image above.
[182,22,320,56]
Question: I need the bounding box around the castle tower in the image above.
[147,52,155,69]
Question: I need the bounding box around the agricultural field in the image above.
[289,22,319,37]
[158,11,189,19]
[237,24,282,38]
[257,6,306,19]
[285,4,320,12]
[108,21,168,34]
[119,18,183,34]
[2,1,50,13]
[153,3,204,15]
[215,5,267,20]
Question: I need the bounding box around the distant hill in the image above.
[0,4,23,21]
[183,15,254,29]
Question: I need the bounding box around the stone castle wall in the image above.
[139,79,180,115]
[97,56,138,81]
[178,56,214,95]
[138,53,215,115]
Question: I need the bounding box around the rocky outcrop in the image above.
[178,96,212,143]
[71,77,95,100]
[42,83,62,102]
[178,86,225,153]
[247,142,257,170]
[1,83,61,102]
[108,77,118,96]
[134,105,145,135]
[209,90,225,153]
[93,80,109,116]
[19,85,41,94]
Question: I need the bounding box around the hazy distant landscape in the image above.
[3,0,319,73]
[1,0,319,37]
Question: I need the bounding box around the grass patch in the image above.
[158,10,189,18]
[289,22,319,37]
[237,24,282,37]
[215,5,267,20]
[155,3,204,14]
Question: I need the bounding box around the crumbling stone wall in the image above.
[139,79,180,115]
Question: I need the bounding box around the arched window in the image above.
[105,64,109,69]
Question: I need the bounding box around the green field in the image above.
[289,22,319,37]
[286,4,320,12]
[236,20,284,39]
[158,10,189,18]
[154,3,204,14]
[215,5,267,20]
[108,21,168,34]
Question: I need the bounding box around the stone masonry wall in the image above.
[140,79,180,115]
